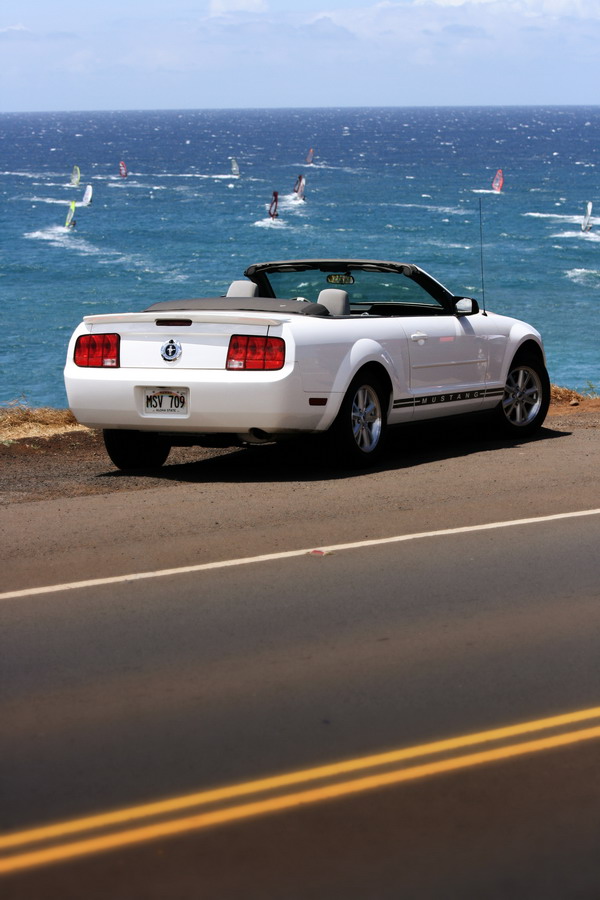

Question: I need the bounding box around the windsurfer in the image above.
[492,169,504,193]
[293,175,306,200]
[65,200,77,229]
[582,201,593,232]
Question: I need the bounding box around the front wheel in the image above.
[103,429,171,470]
[493,353,550,437]
[328,373,388,465]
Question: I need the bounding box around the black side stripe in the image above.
[393,387,504,410]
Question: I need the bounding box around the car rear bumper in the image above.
[64,366,334,435]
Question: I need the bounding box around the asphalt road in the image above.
[1,410,600,897]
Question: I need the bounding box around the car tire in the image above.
[493,351,550,437]
[103,429,171,470]
[328,373,388,465]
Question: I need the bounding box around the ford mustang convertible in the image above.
[64,258,550,470]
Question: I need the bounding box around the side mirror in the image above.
[454,297,480,316]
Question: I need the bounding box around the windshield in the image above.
[249,263,451,310]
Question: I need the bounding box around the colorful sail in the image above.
[492,169,504,192]
[119,160,128,178]
[65,201,76,228]
[70,165,81,186]
[581,201,593,232]
[305,147,314,165]
[269,191,279,219]
[230,157,240,177]
[82,184,93,206]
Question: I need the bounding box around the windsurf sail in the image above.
[582,201,593,232]
[492,169,504,192]
[305,148,314,165]
[65,201,76,228]
[119,160,128,178]
[293,174,306,200]
[269,191,279,219]
[82,184,93,206]
[70,165,81,186]
[230,157,240,177]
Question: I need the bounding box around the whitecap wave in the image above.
[27,196,74,206]
[24,225,96,250]
[524,212,587,224]
[565,268,600,287]
[550,229,600,241]
[254,217,287,228]
[23,226,192,281]
[277,192,308,211]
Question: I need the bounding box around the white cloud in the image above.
[411,0,600,12]
[209,0,268,14]
[0,23,32,37]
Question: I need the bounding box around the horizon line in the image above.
[2,102,600,116]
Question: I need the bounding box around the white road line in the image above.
[2,508,600,602]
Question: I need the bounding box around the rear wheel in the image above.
[328,373,388,465]
[493,352,550,436]
[103,429,171,470]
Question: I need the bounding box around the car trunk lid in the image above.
[82,311,287,370]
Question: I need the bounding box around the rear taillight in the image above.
[226,335,285,370]
[74,333,120,368]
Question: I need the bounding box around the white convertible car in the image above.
[64,258,550,470]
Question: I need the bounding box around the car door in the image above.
[406,310,489,418]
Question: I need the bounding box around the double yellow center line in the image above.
[2,704,600,874]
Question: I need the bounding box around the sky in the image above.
[1,0,599,112]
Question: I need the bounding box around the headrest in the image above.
[226,280,258,297]
[316,289,350,316]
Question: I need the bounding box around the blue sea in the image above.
[1,106,599,408]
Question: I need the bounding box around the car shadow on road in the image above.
[98,414,571,486]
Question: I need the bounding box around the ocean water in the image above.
[1,106,599,408]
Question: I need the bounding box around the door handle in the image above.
[411,332,428,342]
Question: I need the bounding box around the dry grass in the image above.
[0,406,89,441]
[550,385,588,404]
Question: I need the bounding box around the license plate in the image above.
[143,387,189,415]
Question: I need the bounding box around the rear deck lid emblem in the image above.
[161,339,182,362]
